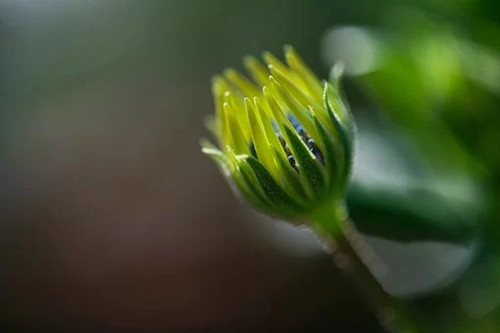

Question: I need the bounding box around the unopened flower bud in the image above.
[202,45,354,222]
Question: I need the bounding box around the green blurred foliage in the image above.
[322,2,500,331]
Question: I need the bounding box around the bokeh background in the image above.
[1,0,499,332]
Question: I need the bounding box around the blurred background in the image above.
[0,0,499,332]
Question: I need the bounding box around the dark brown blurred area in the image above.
[2,76,379,332]
[0,1,383,331]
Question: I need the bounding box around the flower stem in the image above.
[310,202,419,333]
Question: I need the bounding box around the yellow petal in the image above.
[269,75,319,142]
[223,68,260,98]
[262,51,290,76]
[243,56,270,87]
[245,98,276,174]
[223,102,249,155]
[268,64,317,110]
[284,45,323,100]
[223,91,250,141]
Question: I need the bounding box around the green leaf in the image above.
[348,184,479,243]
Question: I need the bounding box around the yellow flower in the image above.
[202,45,354,221]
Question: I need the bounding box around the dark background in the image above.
[1,0,499,332]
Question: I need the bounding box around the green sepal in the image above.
[234,161,276,213]
[201,140,229,173]
[243,155,304,216]
[311,113,339,194]
[272,147,308,202]
[324,81,353,128]
[283,125,326,199]
[324,83,353,190]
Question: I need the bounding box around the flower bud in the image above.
[202,45,354,222]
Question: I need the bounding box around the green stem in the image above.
[310,202,418,333]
